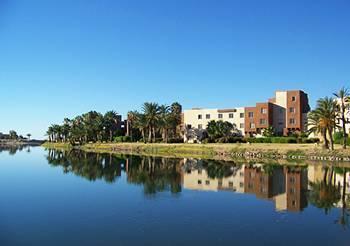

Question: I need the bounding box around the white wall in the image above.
[183,107,245,136]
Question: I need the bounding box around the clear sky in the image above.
[0,0,349,139]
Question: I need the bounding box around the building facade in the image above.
[183,107,245,137]
[183,90,310,141]
[245,90,310,136]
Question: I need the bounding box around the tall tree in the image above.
[309,97,339,150]
[333,87,350,149]
[308,111,329,149]
[142,102,160,143]
[159,105,171,143]
[103,111,121,142]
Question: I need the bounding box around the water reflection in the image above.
[0,145,31,155]
[46,149,350,219]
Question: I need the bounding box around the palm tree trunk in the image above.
[322,129,329,149]
[152,126,156,143]
[328,127,334,150]
[141,129,145,143]
[341,104,347,149]
[109,130,113,142]
[148,126,152,143]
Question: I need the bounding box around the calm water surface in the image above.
[0,146,349,245]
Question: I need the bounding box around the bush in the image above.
[245,137,301,144]
[114,136,131,143]
[168,138,184,143]
[301,138,320,144]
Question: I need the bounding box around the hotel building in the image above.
[183,90,310,140]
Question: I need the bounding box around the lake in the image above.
[0,146,349,245]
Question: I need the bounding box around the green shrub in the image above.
[168,138,184,143]
[114,136,131,143]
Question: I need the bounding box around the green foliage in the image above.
[206,120,241,143]
[245,137,319,144]
[114,136,131,143]
[262,126,275,137]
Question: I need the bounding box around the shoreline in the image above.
[41,142,350,164]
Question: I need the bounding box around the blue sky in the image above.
[0,0,349,139]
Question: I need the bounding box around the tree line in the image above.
[0,130,31,141]
[46,102,182,144]
[47,111,122,144]
[126,102,182,143]
[308,87,350,150]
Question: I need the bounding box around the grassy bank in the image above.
[42,142,350,163]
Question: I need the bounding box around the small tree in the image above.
[262,126,275,137]
[9,130,18,140]
[26,134,31,141]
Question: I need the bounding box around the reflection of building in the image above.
[244,165,308,212]
[182,165,245,193]
[244,165,284,199]
[181,159,309,212]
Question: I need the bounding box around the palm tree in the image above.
[142,102,160,143]
[26,133,31,141]
[127,110,138,140]
[170,102,182,138]
[309,97,339,150]
[134,112,148,143]
[46,126,54,142]
[333,87,350,149]
[103,111,120,142]
[308,111,329,149]
[317,97,339,150]
[158,105,171,143]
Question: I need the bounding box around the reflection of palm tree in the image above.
[309,167,341,214]
[334,167,350,229]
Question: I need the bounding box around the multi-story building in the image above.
[183,90,310,141]
[245,90,310,136]
[183,107,245,136]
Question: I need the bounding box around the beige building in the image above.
[183,107,245,139]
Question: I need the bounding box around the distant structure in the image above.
[183,90,310,142]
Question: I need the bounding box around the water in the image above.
[0,146,349,245]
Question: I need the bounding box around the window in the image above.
[240,172,244,177]
[260,119,267,125]
[261,108,267,114]
[289,118,296,125]
[289,107,295,113]
[218,113,223,119]
[198,180,202,185]
[239,182,244,188]
[187,124,192,129]
[198,124,202,129]
[198,169,202,174]
[229,113,234,118]
[229,182,234,187]
[240,123,244,129]
[205,180,210,185]
[240,113,244,118]
[292,200,296,206]
[250,123,255,129]
[292,96,296,102]
[290,177,296,183]
[218,180,223,186]
[206,114,210,119]
[198,114,202,119]
[248,112,254,118]
[290,188,296,194]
